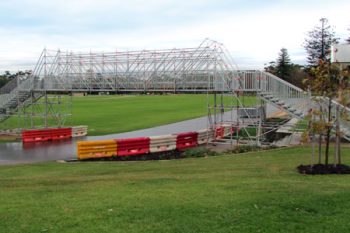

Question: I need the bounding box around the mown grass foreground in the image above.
[1,146,350,233]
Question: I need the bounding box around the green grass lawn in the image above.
[293,119,308,132]
[71,94,256,135]
[71,94,211,135]
[1,146,350,232]
[1,94,256,136]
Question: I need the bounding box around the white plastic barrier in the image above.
[149,134,177,153]
[72,125,88,137]
[223,124,231,137]
[197,129,215,145]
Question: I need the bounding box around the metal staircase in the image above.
[240,70,350,141]
[0,77,44,123]
[0,51,46,124]
[1,77,30,122]
[238,70,310,117]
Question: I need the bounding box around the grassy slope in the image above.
[1,147,350,233]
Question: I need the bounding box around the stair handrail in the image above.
[259,71,305,92]
[0,49,46,111]
[0,76,19,94]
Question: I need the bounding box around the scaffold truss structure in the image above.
[4,39,349,145]
[0,39,246,131]
[32,39,240,93]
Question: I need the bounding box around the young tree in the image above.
[276,48,292,80]
[304,18,339,66]
[306,61,350,165]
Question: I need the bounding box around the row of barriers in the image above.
[22,125,88,143]
[77,125,237,160]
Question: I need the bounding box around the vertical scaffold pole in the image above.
[44,48,48,128]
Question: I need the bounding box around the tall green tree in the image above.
[306,61,350,165]
[304,18,339,66]
[264,48,305,85]
[276,48,292,80]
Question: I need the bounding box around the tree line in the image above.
[0,71,32,89]
[0,71,16,89]
[264,18,350,88]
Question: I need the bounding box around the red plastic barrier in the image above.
[116,137,150,156]
[22,129,52,143]
[22,127,72,143]
[215,126,225,139]
[51,128,72,140]
[231,126,241,134]
[176,132,198,150]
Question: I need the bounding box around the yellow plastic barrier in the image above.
[197,129,215,145]
[77,139,117,160]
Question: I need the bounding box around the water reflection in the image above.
[0,137,85,165]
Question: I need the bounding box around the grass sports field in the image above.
[71,94,255,135]
[1,94,256,136]
[71,94,212,135]
[1,146,350,233]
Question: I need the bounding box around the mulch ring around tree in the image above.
[297,164,350,175]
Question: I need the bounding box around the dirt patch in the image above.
[205,143,238,153]
[0,133,21,142]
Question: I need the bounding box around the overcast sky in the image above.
[0,0,349,73]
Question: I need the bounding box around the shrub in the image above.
[182,147,218,158]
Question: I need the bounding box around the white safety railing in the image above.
[237,70,310,117]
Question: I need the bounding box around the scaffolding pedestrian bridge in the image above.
[0,39,349,140]
[0,39,304,94]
